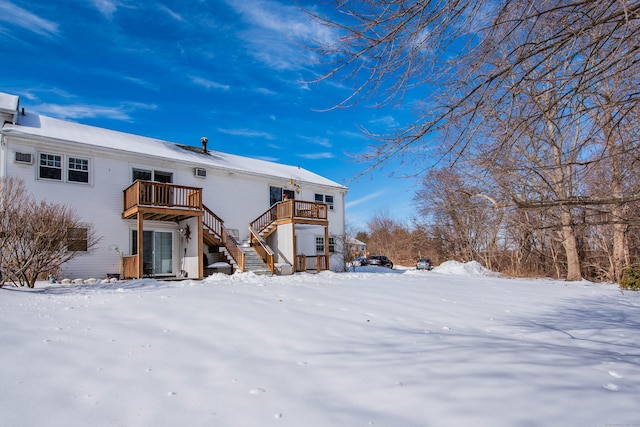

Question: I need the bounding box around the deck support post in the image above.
[137,214,144,278]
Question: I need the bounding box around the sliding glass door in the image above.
[133,230,173,276]
[153,231,173,275]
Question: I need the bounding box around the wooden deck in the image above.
[250,199,328,236]
[122,180,203,221]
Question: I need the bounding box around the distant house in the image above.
[0,91,348,279]
[347,237,367,257]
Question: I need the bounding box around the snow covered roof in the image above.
[0,92,19,124]
[347,237,367,246]
[0,92,19,112]
[1,106,346,190]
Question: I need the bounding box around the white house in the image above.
[0,91,348,280]
[347,237,367,257]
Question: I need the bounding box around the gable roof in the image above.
[1,106,346,191]
[347,237,367,246]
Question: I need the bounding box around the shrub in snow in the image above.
[620,269,640,291]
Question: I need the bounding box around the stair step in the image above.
[240,246,273,275]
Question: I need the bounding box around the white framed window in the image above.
[68,157,89,183]
[315,236,325,253]
[132,168,173,183]
[38,152,91,184]
[132,168,152,182]
[39,153,62,180]
[314,193,334,210]
[328,237,336,253]
[67,227,88,252]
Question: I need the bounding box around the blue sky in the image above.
[0,0,423,229]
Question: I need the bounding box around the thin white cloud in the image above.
[345,190,386,209]
[0,1,59,37]
[225,0,337,71]
[255,87,277,96]
[158,5,185,22]
[297,79,311,91]
[32,100,156,121]
[299,135,332,148]
[89,0,122,19]
[298,152,334,160]
[121,75,159,91]
[35,103,132,121]
[218,128,275,140]
[122,102,158,112]
[190,76,231,91]
[369,115,399,128]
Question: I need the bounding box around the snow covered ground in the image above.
[1,261,639,427]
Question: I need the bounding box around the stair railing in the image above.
[249,227,275,274]
[222,226,245,272]
[250,203,278,234]
[202,203,245,271]
[202,205,224,244]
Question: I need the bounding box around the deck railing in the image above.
[295,254,329,272]
[277,200,328,222]
[122,255,138,279]
[123,180,202,211]
[251,200,327,234]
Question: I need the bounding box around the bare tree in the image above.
[0,177,32,284]
[414,169,503,268]
[309,1,640,166]
[0,178,100,288]
[308,0,640,281]
[365,210,415,264]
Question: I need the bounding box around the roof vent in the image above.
[200,137,208,154]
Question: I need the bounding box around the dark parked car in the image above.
[367,255,393,268]
[416,258,433,270]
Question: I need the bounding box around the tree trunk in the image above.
[611,213,628,282]
[559,208,582,281]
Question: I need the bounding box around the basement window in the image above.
[67,227,88,252]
